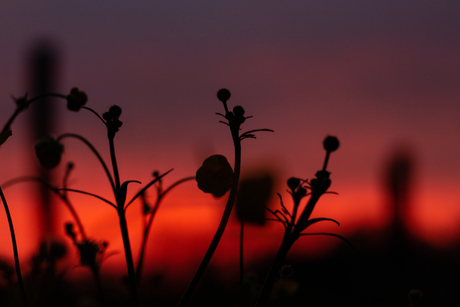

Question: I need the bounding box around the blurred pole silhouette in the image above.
[383,146,416,302]
[384,147,414,256]
[27,41,60,238]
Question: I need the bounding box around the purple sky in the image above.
[1,1,460,260]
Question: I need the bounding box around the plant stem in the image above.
[3,93,66,132]
[239,220,244,290]
[0,187,28,307]
[254,236,295,307]
[118,209,139,306]
[108,136,138,306]
[177,129,241,307]
[57,133,116,194]
[136,177,194,283]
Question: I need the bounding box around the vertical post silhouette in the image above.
[27,41,59,238]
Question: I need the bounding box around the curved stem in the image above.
[124,169,174,211]
[136,176,195,283]
[2,176,88,240]
[59,188,117,209]
[0,187,28,307]
[57,133,116,194]
[177,128,242,307]
[3,93,66,133]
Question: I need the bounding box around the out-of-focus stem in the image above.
[254,236,295,307]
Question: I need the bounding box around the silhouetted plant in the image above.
[0,85,354,307]
[178,88,273,306]
[136,171,195,283]
[254,136,352,306]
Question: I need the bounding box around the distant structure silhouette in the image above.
[384,147,415,265]
[27,41,60,237]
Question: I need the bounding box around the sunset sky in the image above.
[1,1,460,280]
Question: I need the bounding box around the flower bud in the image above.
[280,265,294,277]
[196,155,233,198]
[65,222,75,238]
[34,137,64,169]
[323,136,339,152]
[287,177,300,191]
[109,105,122,118]
[217,88,231,103]
[102,112,112,121]
[297,187,307,197]
[233,105,245,117]
[66,88,87,112]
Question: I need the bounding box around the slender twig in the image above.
[124,169,174,211]
[3,93,66,133]
[177,118,242,307]
[239,219,245,302]
[57,133,116,194]
[107,135,139,306]
[2,176,88,239]
[58,188,117,209]
[0,187,28,307]
[136,176,195,283]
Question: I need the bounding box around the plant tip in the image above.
[233,105,245,117]
[217,88,231,103]
[323,135,339,152]
[287,177,300,191]
[109,105,122,118]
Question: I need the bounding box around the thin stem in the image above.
[91,267,107,307]
[239,220,244,298]
[3,93,66,132]
[108,135,138,306]
[118,209,139,306]
[59,188,117,210]
[109,137,121,192]
[124,170,174,211]
[0,187,28,307]
[136,176,194,283]
[254,236,295,307]
[57,133,116,194]
[2,176,88,240]
[177,126,242,307]
[82,106,106,124]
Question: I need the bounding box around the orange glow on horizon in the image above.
[2,176,460,282]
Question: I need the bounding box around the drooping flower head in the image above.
[34,136,64,169]
[66,87,88,112]
[196,155,233,197]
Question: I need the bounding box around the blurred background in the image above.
[1,1,460,306]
